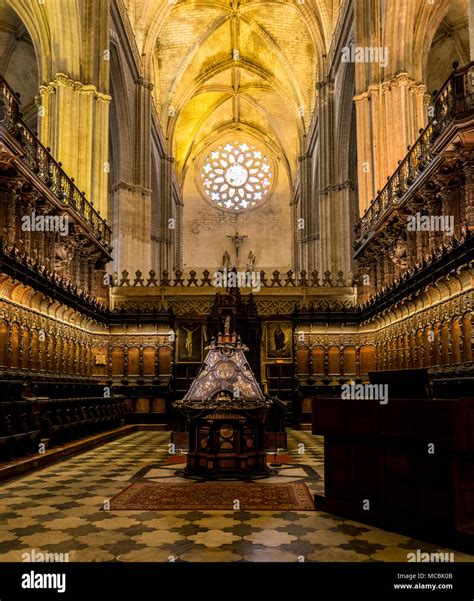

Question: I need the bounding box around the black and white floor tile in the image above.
[0,430,472,563]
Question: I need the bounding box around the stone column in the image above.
[291,191,301,271]
[38,74,111,216]
[312,75,352,274]
[354,75,427,212]
[174,195,183,271]
[159,155,175,273]
[298,153,311,273]
[468,0,474,61]
[111,78,153,273]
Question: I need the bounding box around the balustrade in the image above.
[0,76,111,248]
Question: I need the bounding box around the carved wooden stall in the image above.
[312,370,474,552]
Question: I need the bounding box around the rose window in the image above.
[201,142,273,210]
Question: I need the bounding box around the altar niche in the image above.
[173,335,273,478]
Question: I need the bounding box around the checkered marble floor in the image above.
[0,430,472,562]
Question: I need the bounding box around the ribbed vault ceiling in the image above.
[127,0,335,184]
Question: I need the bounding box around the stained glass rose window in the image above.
[201,142,273,210]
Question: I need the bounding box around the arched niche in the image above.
[359,345,375,375]
[424,0,470,95]
[343,346,357,376]
[0,319,8,367]
[111,347,125,377]
[158,345,172,376]
[143,346,156,376]
[327,345,340,376]
[296,344,310,375]
[128,347,140,376]
[107,41,134,272]
[0,2,40,129]
[311,345,325,376]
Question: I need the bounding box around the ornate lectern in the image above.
[173,334,272,477]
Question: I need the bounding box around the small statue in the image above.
[246,250,256,271]
[224,315,231,336]
[222,250,231,269]
[227,231,247,264]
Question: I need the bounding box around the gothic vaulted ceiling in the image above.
[124,0,336,184]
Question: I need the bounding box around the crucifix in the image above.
[227,231,247,265]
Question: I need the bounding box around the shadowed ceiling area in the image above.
[134,0,334,184]
[0,2,38,129]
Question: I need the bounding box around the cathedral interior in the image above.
[0,0,473,592]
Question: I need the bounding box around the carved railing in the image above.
[358,227,472,317]
[0,239,108,315]
[108,269,357,288]
[354,61,474,251]
[0,76,111,248]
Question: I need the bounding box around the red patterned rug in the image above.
[164,455,187,464]
[266,454,295,464]
[109,482,314,511]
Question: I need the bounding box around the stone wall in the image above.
[182,135,292,271]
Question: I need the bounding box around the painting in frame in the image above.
[177,324,202,363]
[265,321,293,360]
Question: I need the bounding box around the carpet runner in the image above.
[109,481,314,511]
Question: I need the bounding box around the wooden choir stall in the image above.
[312,369,474,552]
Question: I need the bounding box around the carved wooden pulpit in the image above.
[173,334,272,477]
